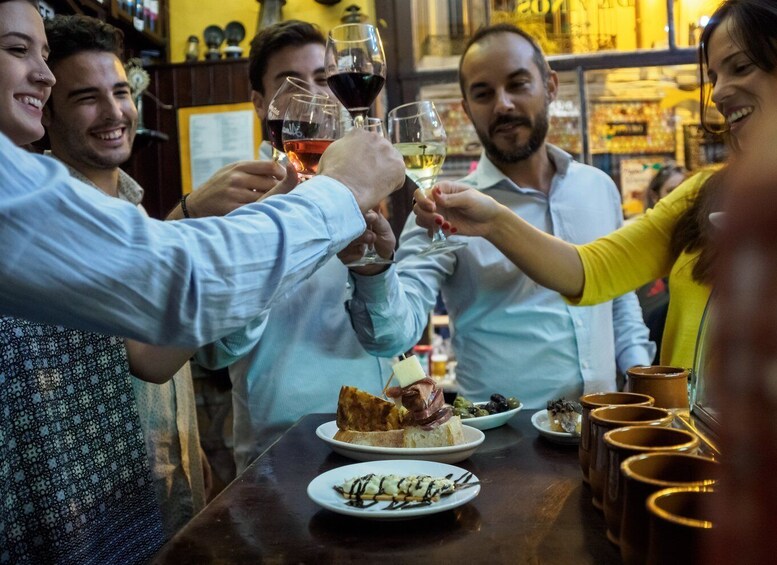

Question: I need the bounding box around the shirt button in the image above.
[582,362,589,369]
[575,319,583,327]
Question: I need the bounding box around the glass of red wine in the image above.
[267,77,322,162]
[282,94,341,180]
[324,23,386,128]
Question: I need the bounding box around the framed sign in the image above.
[177,102,262,194]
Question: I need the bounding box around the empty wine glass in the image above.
[267,77,323,161]
[325,23,386,128]
[388,100,466,256]
[282,94,341,180]
[344,117,395,268]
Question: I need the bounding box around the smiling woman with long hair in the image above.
[413,0,777,371]
[0,2,168,562]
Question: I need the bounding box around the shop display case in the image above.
[375,0,727,229]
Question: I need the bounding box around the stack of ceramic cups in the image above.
[578,366,719,565]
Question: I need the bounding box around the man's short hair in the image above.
[248,20,325,94]
[458,23,551,98]
[44,14,123,68]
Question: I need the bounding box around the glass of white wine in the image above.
[387,100,466,256]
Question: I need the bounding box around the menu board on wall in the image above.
[177,103,262,194]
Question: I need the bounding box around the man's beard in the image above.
[476,103,550,164]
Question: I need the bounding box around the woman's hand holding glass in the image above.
[412,182,505,240]
[388,100,466,256]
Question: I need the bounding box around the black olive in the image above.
[490,393,509,413]
[485,400,499,414]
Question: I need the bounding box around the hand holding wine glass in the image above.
[342,117,395,267]
[282,94,341,180]
[388,100,466,255]
[267,77,322,162]
[325,23,386,128]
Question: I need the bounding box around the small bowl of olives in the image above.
[451,394,522,431]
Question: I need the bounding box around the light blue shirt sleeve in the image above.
[0,132,366,346]
[347,214,456,357]
[194,315,269,369]
[612,284,656,370]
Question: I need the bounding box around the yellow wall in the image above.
[168,0,375,63]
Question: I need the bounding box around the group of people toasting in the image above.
[1,0,775,562]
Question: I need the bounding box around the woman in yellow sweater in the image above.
[413,0,776,369]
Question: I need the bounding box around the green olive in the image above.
[507,397,520,409]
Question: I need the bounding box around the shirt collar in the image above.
[462,143,573,192]
[45,150,144,205]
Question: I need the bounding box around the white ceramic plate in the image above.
[460,402,523,431]
[307,459,480,520]
[531,409,580,445]
[316,421,484,464]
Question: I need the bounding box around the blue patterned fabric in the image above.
[0,317,166,564]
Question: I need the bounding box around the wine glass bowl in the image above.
[267,77,323,160]
[325,23,386,127]
[387,101,466,256]
[282,94,341,180]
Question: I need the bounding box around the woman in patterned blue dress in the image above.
[0,2,177,562]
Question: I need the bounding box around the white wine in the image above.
[394,142,446,187]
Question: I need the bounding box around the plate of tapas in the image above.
[307,459,480,519]
[316,420,484,463]
[531,409,581,445]
[452,394,523,431]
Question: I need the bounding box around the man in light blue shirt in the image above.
[347,24,654,408]
[0,126,404,345]
[195,22,392,471]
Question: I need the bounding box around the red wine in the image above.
[327,72,385,117]
[266,119,285,153]
[283,139,333,177]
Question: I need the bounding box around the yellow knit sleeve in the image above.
[568,170,713,306]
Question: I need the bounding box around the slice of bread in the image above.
[404,416,465,448]
[334,416,465,448]
[336,386,406,432]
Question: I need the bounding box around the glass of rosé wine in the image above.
[282,94,342,180]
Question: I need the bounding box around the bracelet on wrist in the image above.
[180,193,191,218]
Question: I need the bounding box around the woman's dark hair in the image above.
[699,0,777,135]
[645,162,686,210]
[670,169,724,285]
[673,0,777,285]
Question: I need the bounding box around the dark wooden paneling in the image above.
[124,59,252,219]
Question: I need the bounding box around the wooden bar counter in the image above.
[153,412,621,563]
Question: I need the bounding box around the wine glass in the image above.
[387,100,466,256]
[267,77,322,161]
[344,117,395,267]
[325,23,386,128]
[282,94,341,180]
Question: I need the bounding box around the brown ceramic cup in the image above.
[620,453,719,565]
[601,425,700,545]
[578,392,654,484]
[625,366,690,410]
[588,405,673,510]
[646,487,716,565]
